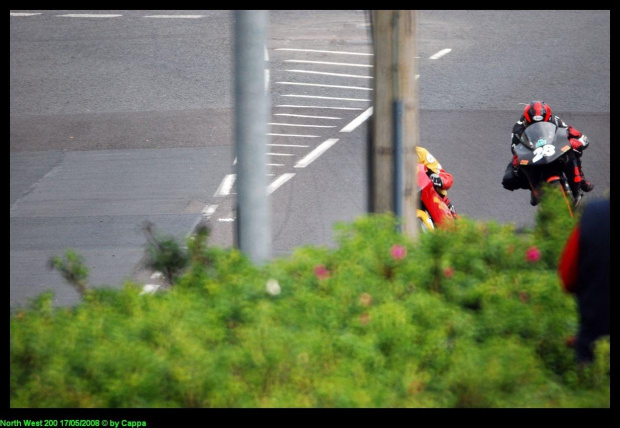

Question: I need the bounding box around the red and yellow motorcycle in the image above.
[416,163,457,231]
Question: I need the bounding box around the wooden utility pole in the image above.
[369,10,419,238]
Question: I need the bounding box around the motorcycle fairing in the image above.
[417,164,454,226]
[515,121,571,166]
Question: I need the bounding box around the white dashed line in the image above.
[429,48,452,59]
[214,174,236,197]
[274,113,342,120]
[276,81,372,91]
[275,48,373,56]
[56,14,123,18]
[267,173,296,195]
[201,204,218,218]
[282,94,370,102]
[340,107,373,133]
[10,12,42,16]
[276,105,365,111]
[295,139,340,168]
[267,133,321,138]
[143,15,204,18]
[286,70,372,79]
[268,123,337,128]
[284,60,372,68]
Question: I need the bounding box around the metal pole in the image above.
[392,11,403,231]
[393,99,404,231]
[234,10,272,264]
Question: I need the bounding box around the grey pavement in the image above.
[10,147,232,306]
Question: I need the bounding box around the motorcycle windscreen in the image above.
[417,164,432,190]
[520,121,557,150]
[516,122,571,166]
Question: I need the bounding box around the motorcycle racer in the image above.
[416,146,457,215]
[502,101,594,205]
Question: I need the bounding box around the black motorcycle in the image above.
[513,121,583,214]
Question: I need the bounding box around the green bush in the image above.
[10,190,608,408]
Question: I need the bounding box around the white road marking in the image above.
[214,174,236,197]
[275,48,373,56]
[276,81,371,91]
[429,48,452,59]
[268,123,337,128]
[267,173,296,195]
[276,105,364,111]
[11,13,42,16]
[267,133,320,138]
[274,113,342,120]
[340,107,373,133]
[143,15,204,18]
[295,139,339,168]
[218,218,235,222]
[284,60,372,68]
[201,204,218,218]
[286,69,372,79]
[190,204,218,234]
[56,14,123,18]
[282,94,370,102]
[268,144,310,147]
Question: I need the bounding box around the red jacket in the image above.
[558,226,580,293]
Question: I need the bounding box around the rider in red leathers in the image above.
[416,146,457,216]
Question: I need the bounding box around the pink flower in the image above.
[525,246,541,263]
[390,244,407,260]
[314,264,330,280]
[360,292,373,307]
[443,267,454,278]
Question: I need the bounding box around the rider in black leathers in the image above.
[502,101,593,205]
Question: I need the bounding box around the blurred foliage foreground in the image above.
[11,187,609,408]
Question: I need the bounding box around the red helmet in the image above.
[523,101,552,125]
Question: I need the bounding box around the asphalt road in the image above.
[10,10,610,307]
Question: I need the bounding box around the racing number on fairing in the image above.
[532,145,556,163]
